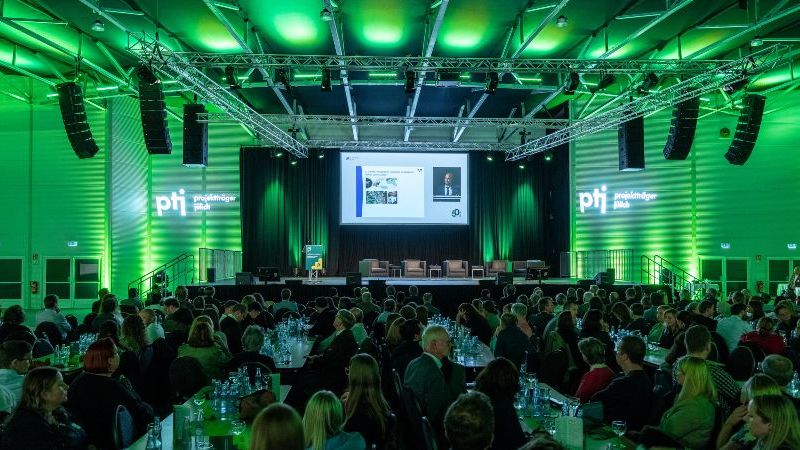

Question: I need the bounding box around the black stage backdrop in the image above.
[241,147,569,276]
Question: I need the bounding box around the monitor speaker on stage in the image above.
[593,271,614,285]
[206,267,216,283]
[346,272,362,286]
[257,267,280,282]
[496,272,513,286]
[236,272,255,285]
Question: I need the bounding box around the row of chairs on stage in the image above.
[358,258,548,278]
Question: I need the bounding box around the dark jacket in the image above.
[242,312,275,331]
[219,315,243,354]
[488,397,526,450]
[494,326,531,370]
[529,312,554,339]
[344,407,393,450]
[404,355,466,427]
[312,329,359,392]
[591,369,653,432]
[391,340,423,376]
[465,315,493,346]
[693,314,718,332]
[0,408,87,450]
[66,372,154,450]
[309,308,337,338]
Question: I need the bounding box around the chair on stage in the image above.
[402,259,427,278]
[444,259,468,278]
[359,259,390,277]
[511,260,529,277]
[486,260,509,277]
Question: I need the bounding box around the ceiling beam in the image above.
[95,40,129,83]
[323,0,358,141]
[597,0,696,59]
[404,0,450,141]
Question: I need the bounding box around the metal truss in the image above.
[197,113,569,129]
[142,50,735,75]
[306,140,514,152]
[505,44,791,161]
[128,33,307,158]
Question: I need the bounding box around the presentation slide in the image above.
[341,152,469,225]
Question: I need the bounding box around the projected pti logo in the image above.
[578,185,657,214]
[155,188,238,216]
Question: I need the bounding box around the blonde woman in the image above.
[720,395,800,450]
[303,390,365,450]
[717,374,782,449]
[658,356,717,449]
[249,403,304,450]
[342,354,392,449]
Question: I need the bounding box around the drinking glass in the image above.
[611,420,627,448]
[230,420,246,436]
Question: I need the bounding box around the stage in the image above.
[187,276,652,317]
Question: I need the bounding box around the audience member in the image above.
[720,395,800,450]
[529,297,555,340]
[693,300,719,331]
[444,391,495,450]
[740,317,786,355]
[475,358,525,450]
[249,403,305,450]
[415,305,429,326]
[91,295,122,332]
[220,301,247,354]
[342,353,393,449]
[543,298,578,338]
[579,309,617,370]
[121,287,144,311]
[575,337,615,403]
[178,321,231,379]
[458,303,493,345]
[493,313,531,371]
[310,297,338,338]
[304,310,359,394]
[422,292,440,316]
[0,305,33,343]
[717,303,752,352]
[544,311,580,378]
[227,325,277,374]
[0,340,32,413]
[244,301,275,331]
[303,390,366,450]
[717,374,781,449]
[138,308,165,344]
[391,319,423,376]
[34,294,72,341]
[774,300,798,336]
[349,307,368,346]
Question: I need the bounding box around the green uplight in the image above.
[294,72,321,79]
[363,24,403,45]
[273,13,319,44]
[368,72,397,78]
[516,77,542,83]
[443,32,481,48]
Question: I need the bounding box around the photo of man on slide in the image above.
[433,167,461,202]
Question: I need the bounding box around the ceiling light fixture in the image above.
[723,77,749,94]
[556,15,568,28]
[544,151,553,161]
[321,68,332,92]
[276,68,292,94]
[636,72,659,95]
[225,66,241,90]
[320,7,333,22]
[750,35,764,47]
[91,19,105,32]
[519,129,529,145]
[404,70,417,94]
[590,73,616,93]
[563,72,580,95]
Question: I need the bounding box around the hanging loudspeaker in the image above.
[618,115,644,171]
[56,82,99,159]
[138,72,171,155]
[183,104,208,167]
[663,96,700,160]
[724,94,766,165]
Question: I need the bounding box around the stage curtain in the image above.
[241,147,568,276]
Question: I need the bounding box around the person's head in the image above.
[748,300,765,320]
[741,374,782,404]
[83,338,119,374]
[500,312,517,330]
[174,285,188,300]
[203,286,216,298]
[676,310,693,329]
[250,403,304,450]
[17,367,68,414]
[775,300,795,324]
[444,391,494,450]
[421,325,452,360]
[187,322,215,348]
[399,319,421,342]
[42,294,59,310]
[2,304,24,325]
[610,302,632,323]
[334,309,355,331]
[398,304,416,320]
[192,296,207,311]
[475,357,519,401]
[698,300,715,318]
[0,340,33,374]
[582,291,594,304]
[676,356,717,403]
[415,305,429,325]
[578,337,607,366]
[303,390,345,450]
[756,317,776,335]
[630,303,644,318]
[230,304,247,322]
[138,308,157,326]
[581,309,607,334]
[408,285,419,297]
[97,287,110,300]
[349,307,363,324]
[746,395,800,448]
[422,292,433,305]
[731,302,747,319]
[663,308,677,328]
[247,301,263,319]
[120,314,146,352]
[382,299,396,313]
[564,299,579,319]
[101,295,118,314]
[241,325,266,353]
[556,310,576,335]
[683,325,712,358]
[345,354,389,431]
[98,319,120,343]
[443,172,454,186]
[615,335,645,371]
[385,317,405,347]
[163,297,180,314]
[535,297,553,314]
[625,288,636,301]
[760,354,794,388]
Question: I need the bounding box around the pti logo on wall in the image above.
[578,185,657,214]
[155,188,238,216]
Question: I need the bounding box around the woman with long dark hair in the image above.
[475,357,526,450]
[579,309,618,371]
[342,353,393,449]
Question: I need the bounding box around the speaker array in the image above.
[57,82,99,159]
[138,67,172,155]
[724,94,766,165]
[663,96,700,160]
[183,104,208,167]
[618,115,645,171]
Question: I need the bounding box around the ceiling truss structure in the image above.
[306,139,514,152]
[197,113,569,129]
[505,44,791,161]
[129,33,307,158]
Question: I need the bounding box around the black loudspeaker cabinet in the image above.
[183,104,208,167]
[56,82,99,159]
[346,272,363,286]
[663,96,700,160]
[139,80,172,154]
[496,272,513,286]
[619,116,645,171]
[206,267,216,283]
[725,94,766,165]
[235,272,255,285]
[593,272,614,285]
[257,267,280,282]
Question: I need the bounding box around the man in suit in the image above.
[219,301,246,354]
[494,313,533,371]
[404,325,466,435]
[528,297,555,340]
[305,309,359,393]
[434,172,461,196]
[308,297,337,338]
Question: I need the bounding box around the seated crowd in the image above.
[0,283,799,450]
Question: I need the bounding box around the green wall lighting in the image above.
[273,13,320,45]
[368,72,397,78]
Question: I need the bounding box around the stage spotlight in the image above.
[563,72,580,95]
[590,74,616,93]
[321,68,332,92]
[556,15,568,28]
[225,66,241,90]
[318,153,325,159]
[636,72,659,95]
[404,70,417,94]
[269,148,284,158]
[276,68,291,94]
[519,129,529,145]
[518,164,525,170]
[290,157,298,166]
[320,7,333,22]
[723,77,749,94]
[485,71,499,94]
[486,154,493,161]
[288,126,300,139]
[91,19,105,32]
[544,151,553,161]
